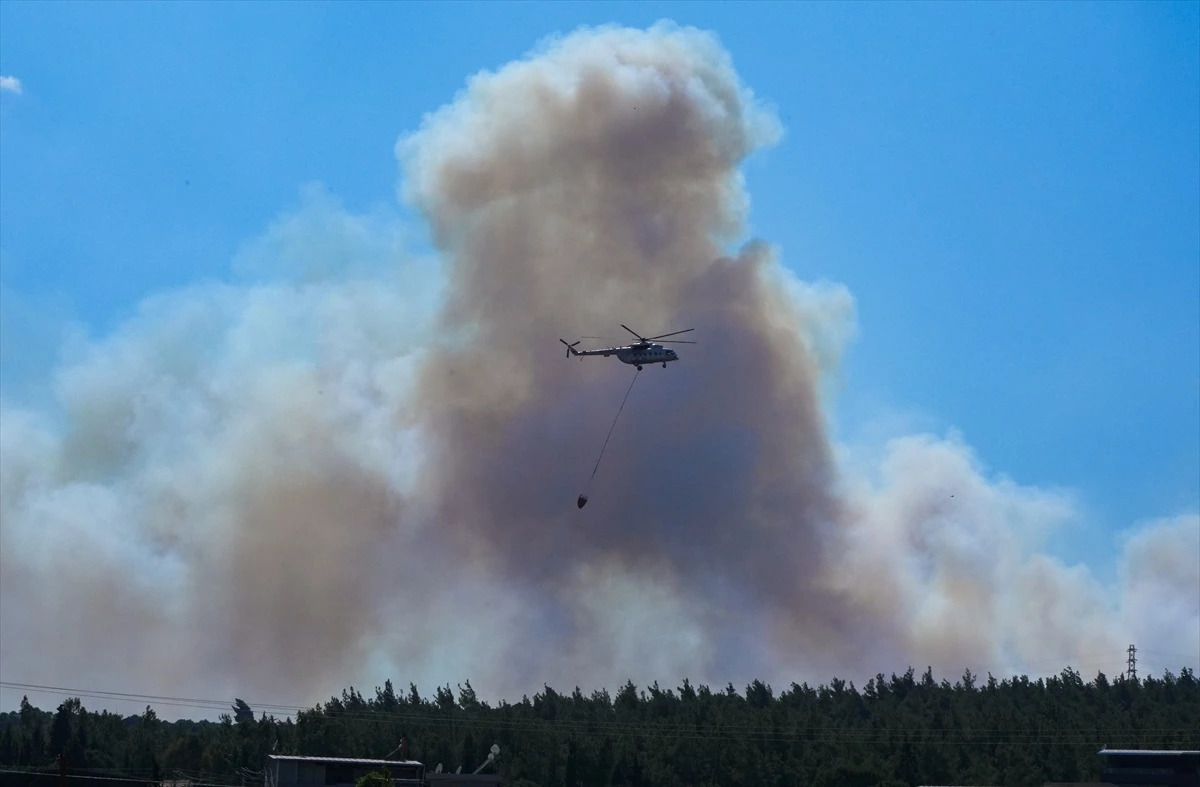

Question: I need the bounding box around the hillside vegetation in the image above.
[3,667,1198,787]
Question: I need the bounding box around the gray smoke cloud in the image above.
[1,22,1196,717]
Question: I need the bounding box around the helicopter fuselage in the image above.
[613,344,678,368]
[563,341,679,369]
[560,325,693,370]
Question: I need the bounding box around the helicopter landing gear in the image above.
[662,362,667,368]
[636,365,642,371]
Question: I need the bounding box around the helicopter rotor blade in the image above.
[646,328,694,340]
[656,340,696,344]
[621,324,647,342]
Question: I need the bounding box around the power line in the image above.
[4,646,1185,721]
[0,769,234,787]
[7,645,1193,721]
[0,682,306,716]
[2,681,1196,748]
[3,645,1193,747]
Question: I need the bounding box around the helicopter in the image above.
[559,324,695,370]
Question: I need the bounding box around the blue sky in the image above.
[2,0,1197,577]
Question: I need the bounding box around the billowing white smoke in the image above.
[1,22,1196,717]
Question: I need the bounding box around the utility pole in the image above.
[1127,644,1137,682]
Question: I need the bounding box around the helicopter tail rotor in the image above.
[560,339,581,358]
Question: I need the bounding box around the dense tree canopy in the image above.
[2,667,1197,787]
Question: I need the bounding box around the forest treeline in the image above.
[2,666,1198,787]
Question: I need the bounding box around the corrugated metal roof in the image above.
[1097,749,1200,756]
[267,755,424,766]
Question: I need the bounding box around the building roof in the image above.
[267,755,424,767]
[1097,749,1200,756]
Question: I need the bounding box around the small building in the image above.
[264,755,425,787]
[1097,749,1199,787]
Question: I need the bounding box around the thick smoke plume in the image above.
[1,22,1196,716]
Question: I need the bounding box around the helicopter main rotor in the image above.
[620,324,697,345]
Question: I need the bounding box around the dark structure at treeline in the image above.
[2,667,1198,787]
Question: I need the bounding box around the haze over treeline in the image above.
[4,667,1199,787]
[1,21,1197,712]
